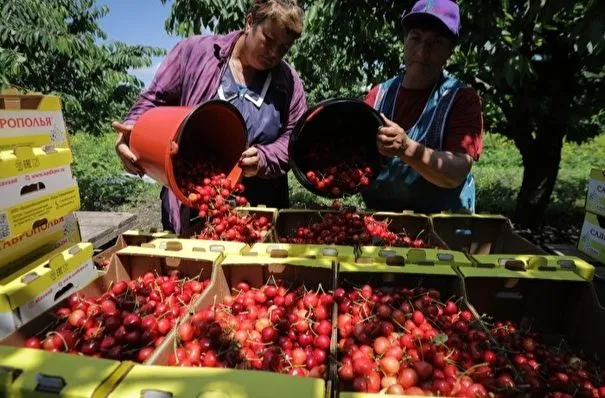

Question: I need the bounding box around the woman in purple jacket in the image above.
[112,0,307,233]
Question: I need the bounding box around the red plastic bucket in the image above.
[130,100,248,207]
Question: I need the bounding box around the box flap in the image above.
[248,243,356,259]
[465,254,588,281]
[108,365,326,398]
[146,238,249,255]
[339,260,457,276]
[0,243,93,309]
[221,254,334,269]
[122,229,176,238]
[116,245,223,263]
[0,345,125,397]
[359,246,471,267]
[431,213,508,220]
[0,146,72,179]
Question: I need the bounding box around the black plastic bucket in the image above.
[288,98,384,198]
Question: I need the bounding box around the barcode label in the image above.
[50,263,69,281]
[0,212,10,240]
[15,158,41,172]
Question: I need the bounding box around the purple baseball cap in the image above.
[401,0,461,37]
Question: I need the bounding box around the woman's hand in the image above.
[377,113,410,158]
[239,146,262,177]
[112,121,144,176]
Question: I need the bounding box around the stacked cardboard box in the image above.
[578,168,605,264]
[0,89,94,338]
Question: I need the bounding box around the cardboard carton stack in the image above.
[0,89,95,338]
[578,168,605,264]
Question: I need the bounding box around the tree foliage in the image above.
[161,0,604,226]
[0,0,165,134]
[160,0,603,138]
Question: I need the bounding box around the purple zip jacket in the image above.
[122,30,308,232]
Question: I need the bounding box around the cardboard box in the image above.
[0,244,224,364]
[578,212,605,264]
[336,260,466,398]
[0,243,96,338]
[430,213,544,255]
[275,209,437,246]
[0,346,132,398]
[183,206,279,242]
[0,146,80,240]
[145,254,336,398]
[0,213,81,278]
[585,168,605,217]
[461,266,605,361]
[0,91,69,151]
[92,229,176,268]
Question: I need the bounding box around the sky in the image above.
[98,0,183,86]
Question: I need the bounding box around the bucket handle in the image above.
[228,165,243,184]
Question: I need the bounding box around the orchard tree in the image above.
[457,0,604,227]
[0,0,165,135]
[160,0,604,228]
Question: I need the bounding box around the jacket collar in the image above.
[217,30,244,61]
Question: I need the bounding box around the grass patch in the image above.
[70,133,158,211]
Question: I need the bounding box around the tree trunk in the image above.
[513,36,575,229]
[514,137,563,228]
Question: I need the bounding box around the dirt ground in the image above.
[118,186,163,231]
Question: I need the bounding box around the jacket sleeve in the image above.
[122,40,185,125]
[255,69,308,178]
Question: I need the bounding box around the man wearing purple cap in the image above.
[363,0,484,214]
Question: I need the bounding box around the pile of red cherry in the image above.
[23,271,210,362]
[168,279,333,380]
[301,138,376,197]
[175,157,272,243]
[280,207,426,247]
[335,284,605,397]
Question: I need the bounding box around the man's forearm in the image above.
[400,139,472,188]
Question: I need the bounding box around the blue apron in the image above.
[213,66,290,209]
[361,70,476,214]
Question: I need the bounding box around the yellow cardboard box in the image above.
[578,212,605,264]
[0,91,69,151]
[136,254,334,397]
[0,146,80,240]
[586,168,605,217]
[0,243,96,338]
[0,213,81,278]
[92,229,176,268]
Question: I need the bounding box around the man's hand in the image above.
[239,146,262,177]
[377,113,410,158]
[112,121,144,176]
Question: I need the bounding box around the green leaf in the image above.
[433,333,448,345]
